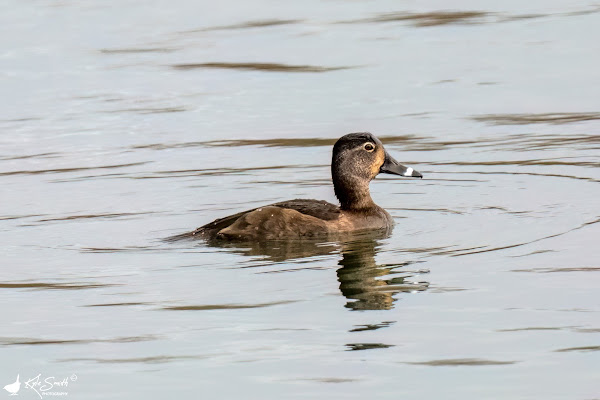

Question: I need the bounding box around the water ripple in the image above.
[554,346,600,353]
[194,19,301,32]
[405,358,517,366]
[172,62,354,73]
[0,162,150,177]
[60,355,208,364]
[0,335,158,346]
[100,48,176,54]
[161,300,297,311]
[37,212,154,223]
[0,282,117,291]
[472,112,600,125]
[453,217,600,257]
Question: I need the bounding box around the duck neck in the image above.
[333,175,376,211]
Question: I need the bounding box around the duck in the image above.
[187,132,422,240]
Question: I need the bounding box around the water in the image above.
[1,0,599,398]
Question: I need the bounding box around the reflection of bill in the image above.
[337,236,429,310]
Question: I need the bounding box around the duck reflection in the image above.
[168,230,429,310]
[336,233,429,310]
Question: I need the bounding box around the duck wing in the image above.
[167,199,340,241]
[271,199,340,221]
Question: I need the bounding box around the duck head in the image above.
[331,132,422,210]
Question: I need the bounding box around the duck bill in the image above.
[380,152,422,178]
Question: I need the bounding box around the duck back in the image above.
[184,199,340,240]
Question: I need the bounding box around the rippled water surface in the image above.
[1,0,599,398]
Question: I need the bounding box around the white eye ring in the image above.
[364,143,375,152]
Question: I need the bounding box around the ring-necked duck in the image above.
[189,132,422,240]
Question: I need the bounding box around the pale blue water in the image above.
[1,0,599,399]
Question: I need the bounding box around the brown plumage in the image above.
[175,132,422,241]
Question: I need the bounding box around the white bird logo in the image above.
[3,375,20,395]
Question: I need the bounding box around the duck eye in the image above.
[364,143,375,152]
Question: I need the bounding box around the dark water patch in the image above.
[340,6,600,27]
[510,249,556,257]
[557,308,596,313]
[500,13,549,22]
[80,246,156,253]
[0,282,117,291]
[0,162,150,177]
[433,79,456,84]
[197,19,301,32]
[103,106,187,114]
[472,112,600,125]
[498,327,569,332]
[350,321,395,332]
[512,267,600,273]
[60,355,207,364]
[0,116,42,123]
[72,93,115,100]
[1,335,158,346]
[405,358,517,366]
[82,302,151,307]
[563,6,600,17]
[499,6,600,22]
[100,47,176,54]
[0,214,45,221]
[294,377,359,383]
[162,300,297,311]
[37,212,154,223]
[573,328,600,333]
[0,152,59,161]
[172,62,353,73]
[345,343,395,351]
[347,10,490,26]
[554,346,600,353]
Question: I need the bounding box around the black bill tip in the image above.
[404,167,423,178]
